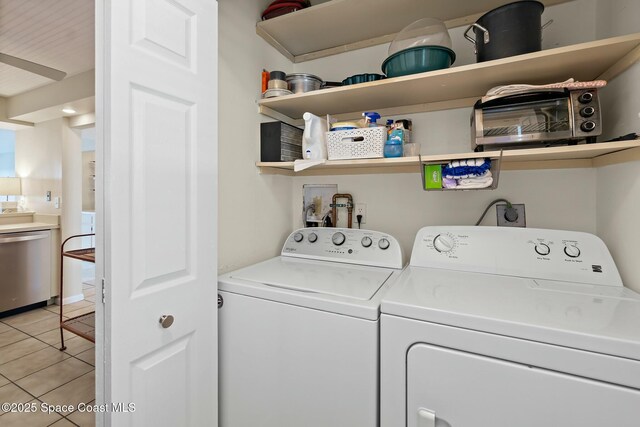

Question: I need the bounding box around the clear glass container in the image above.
[388,18,452,56]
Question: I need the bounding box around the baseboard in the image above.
[62,293,85,305]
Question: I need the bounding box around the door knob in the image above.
[159,315,174,328]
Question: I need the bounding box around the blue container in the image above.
[382,46,456,78]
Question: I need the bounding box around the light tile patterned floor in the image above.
[0,284,96,426]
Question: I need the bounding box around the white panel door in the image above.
[97,0,217,426]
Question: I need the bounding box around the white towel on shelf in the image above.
[456,176,493,189]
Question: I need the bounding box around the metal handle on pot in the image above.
[464,23,490,47]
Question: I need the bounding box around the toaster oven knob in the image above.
[580,106,595,118]
[578,92,594,104]
[580,121,597,132]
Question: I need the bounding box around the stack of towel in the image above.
[442,158,493,189]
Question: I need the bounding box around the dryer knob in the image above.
[361,236,372,248]
[378,238,390,250]
[332,232,346,246]
[564,245,581,258]
[293,232,304,243]
[308,232,318,243]
[433,234,455,253]
[535,243,551,256]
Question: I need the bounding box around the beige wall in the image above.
[15,118,84,300]
[595,0,640,292]
[287,1,601,263]
[15,118,64,214]
[220,0,640,294]
[217,0,295,273]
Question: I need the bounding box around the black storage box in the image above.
[260,121,303,162]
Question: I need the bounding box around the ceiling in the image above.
[0,0,94,97]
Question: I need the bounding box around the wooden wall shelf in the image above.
[256,140,640,176]
[256,0,571,63]
[258,33,640,124]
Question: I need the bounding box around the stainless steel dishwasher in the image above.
[0,230,51,312]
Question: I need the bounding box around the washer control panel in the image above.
[410,226,622,286]
[282,228,403,269]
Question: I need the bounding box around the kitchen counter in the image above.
[0,212,60,234]
[0,222,60,234]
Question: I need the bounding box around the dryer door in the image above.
[407,343,640,427]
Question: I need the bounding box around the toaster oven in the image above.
[471,88,602,151]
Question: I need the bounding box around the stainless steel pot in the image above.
[286,73,322,93]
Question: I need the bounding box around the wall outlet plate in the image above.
[496,204,526,227]
[355,203,366,224]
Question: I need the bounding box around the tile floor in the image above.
[0,283,96,426]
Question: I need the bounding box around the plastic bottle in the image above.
[302,112,328,160]
[384,129,404,158]
[363,112,382,127]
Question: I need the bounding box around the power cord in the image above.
[475,198,516,226]
[356,214,363,229]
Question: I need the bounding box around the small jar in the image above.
[384,140,403,158]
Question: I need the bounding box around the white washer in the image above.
[381,226,640,427]
[219,227,403,427]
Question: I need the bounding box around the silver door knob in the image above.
[159,315,174,328]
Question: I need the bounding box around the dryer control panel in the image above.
[282,228,403,269]
[410,226,622,286]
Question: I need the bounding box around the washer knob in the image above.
[433,234,455,253]
[293,232,304,243]
[361,236,372,248]
[378,238,390,250]
[564,245,581,258]
[332,232,346,246]
[535,243,551,256]
[308,232,318,243]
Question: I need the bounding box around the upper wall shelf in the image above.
[258,33,640,123]
[256,0,570,63]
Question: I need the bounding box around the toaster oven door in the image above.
[475,98,574,146]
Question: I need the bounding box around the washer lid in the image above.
[382,266,640,361]
[230,257,393,300]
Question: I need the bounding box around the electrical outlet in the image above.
[355,203,366,224]
[46,191,51,202]
[54,197,61,209]
[496,204,526,227]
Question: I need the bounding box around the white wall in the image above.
[594,0,640,292]
[217,0,296,273]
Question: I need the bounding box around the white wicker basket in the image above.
[326,127,387,160]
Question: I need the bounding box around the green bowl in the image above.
[382,46,455,78]
[342,73,386,86]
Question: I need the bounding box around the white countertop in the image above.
[0,222,60,234]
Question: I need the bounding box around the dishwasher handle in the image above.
[0,233,49,244]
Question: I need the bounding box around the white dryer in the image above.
[381,226,640,427]
[219,228,404,427]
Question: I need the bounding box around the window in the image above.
[0,129,16,178]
